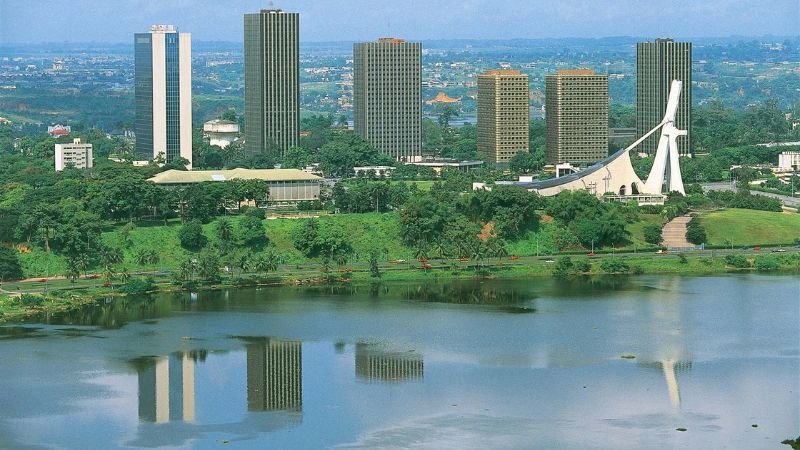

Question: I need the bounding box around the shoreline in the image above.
[2,251,798,324]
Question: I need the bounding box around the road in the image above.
[701,182,800,208]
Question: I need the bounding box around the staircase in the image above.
[662,214,694,249]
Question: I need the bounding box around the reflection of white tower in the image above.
[182,354,196,422]
[137,353,196,423]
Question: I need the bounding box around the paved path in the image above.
[662,214,694,249]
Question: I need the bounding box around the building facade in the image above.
[353,38,421,161]
[477,69,530,165]
[545,69,609,164]
[55,138,93,171]
[147,168,321,204]
[637,38,692,156]
[203,119,240,148]
[134,25,192,166]
[244,9,299,158]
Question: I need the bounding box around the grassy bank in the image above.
[4,249,799,324]
[699,208,800,246]
[13,208,800,283]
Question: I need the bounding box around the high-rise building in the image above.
[637,38,692,156]
[545,69,609,164]
[353,38,421,161]
[55,138,92,171]
[246,337,302,412]
[477,69,530,165]
[244,9,299,158]
[134,25,192,166]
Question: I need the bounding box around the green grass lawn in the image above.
[625,214,664,248]
[700,208,800,246]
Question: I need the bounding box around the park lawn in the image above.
[624,214,665,249]
[505,222,560,257]
[394,180,435,191]
[699,208,800,246]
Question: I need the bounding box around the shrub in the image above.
[685,218,707,245]
[724,254,750,269]
[119,277,155,294]
[643,223,663,245]
[179,220,207,251]
[0,247,24,281]
[552,256,574,277]
[754,257,780,271]
[19,294,44,306]
[243,207,265,219]
[573,259,592,274]
[600,258,630,274]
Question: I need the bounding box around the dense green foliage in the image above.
[685,218,708,245]
[179,221,208,251]
[643,223,663,245]
[0,247,24,281]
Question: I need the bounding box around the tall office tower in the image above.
[353,38,421,161]
[545,69,609,164]
[477,69,530,166]
[134,25,192,166]
[246,338,302,411]
[244,9,299,158]
[637,38,692,156]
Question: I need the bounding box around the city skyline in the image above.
[1,0,798,44]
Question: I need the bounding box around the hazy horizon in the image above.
[1,0,798,45]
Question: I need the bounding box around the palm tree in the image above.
[335,251,349,269]
[65,257,81,283]
[118,267,131,284]
[102,266,116,287]
[76,253,90,279]
[254,252,278,276]
[100,247,123,270]
[214,218,234,249]
[237,252,251,276]
[432,241,448,260]
[146,249,160,269]
[134,248,149,268]
[414,245,429,261]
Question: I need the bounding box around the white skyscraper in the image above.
[135,25,192,167]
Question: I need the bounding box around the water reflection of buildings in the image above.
[135,352,198,423]
[355,343,424,383]
[245,338,302,412]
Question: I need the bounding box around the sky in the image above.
[0,0,798,44]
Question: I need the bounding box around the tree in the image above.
[0,247,23,281]
[197,250,221,283]
[643,223,663,245]
[368,251,380,278]
[179,220,208,251]
[253,252,278,275]
[238,215,267,248]
[685,218,707,245]
[214,218,234,251]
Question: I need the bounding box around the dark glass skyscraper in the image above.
[353,38,422,162]
[134,25,192,166]
[637,38,692,156]
[244,10,299,158]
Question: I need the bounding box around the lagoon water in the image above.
[0,275,798,449]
